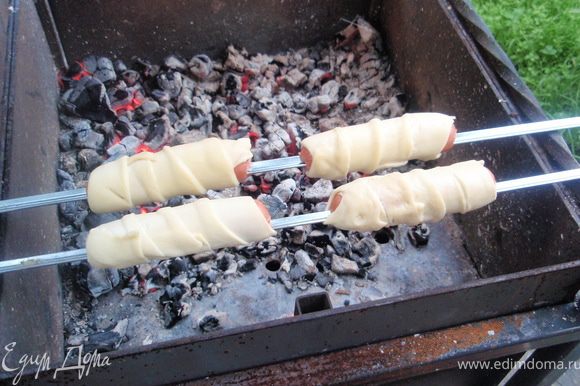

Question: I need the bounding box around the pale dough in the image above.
[325,160,496,231]
[302,113,455,179]
[86,196,275,269]
[87,137,252,213]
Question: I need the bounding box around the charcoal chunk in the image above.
[408,224,430,247]
[62,76,116,123]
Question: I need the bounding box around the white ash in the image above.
[57,16,421,340]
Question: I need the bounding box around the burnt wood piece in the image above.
[0,0,64,374]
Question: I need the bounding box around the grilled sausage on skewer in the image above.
[299,113,457,180]
[87,137,252,213]
[325,160,496,232]
[86,197,275,268]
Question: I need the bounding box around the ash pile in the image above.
[56,17,429,349]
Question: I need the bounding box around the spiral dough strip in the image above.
[301,113,455,180]
[325,160,497,231]
[87,138,252,213]
[86,196,275,268]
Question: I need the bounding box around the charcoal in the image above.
[331,231,351,256]
[224,261,238,276]
[167,257,188,278]
[63,76,116,122]
[314,202,328,212]
[303,179,333,202]
[120,135,141,154]
[73,126,105,150]
[393,226,407,251]
[384,95,405,117]
[257,194,287,219]
[331,255,359,275]
[59,131,74,151]
[164,54,188,71]
[96,121,116,145]
[294,249,317,272]
[224,45,246,72]
[408,224,430,247]
[289,264,307,281]
[222,72,241,95]
[57,169,73,184]
[77,262,120,298]
[272,178,297,202]
[160,282,191,328]
[216,254,230,272]
[318,117,347,132]
[315,272,333,287]
[297,280,309,290]
[353,237,381,267]
[307,95,331,114]
[304,242,324,258]
[197,313,222,333]
[122,70,140,86]
[60,62,88,89]
[238,259,257,273]
[81,55,98,73]
[308,229,331,246]
[343,88,362,110]
[94,57,116,84]
[189,54,213,79]
[78,148,103,171]
[320,80,341,103]
[157,71,182,98]
[113,59,127,73]
[288,226,307,245]
[151,89,170,104]
[59,200,87,227]
[145,115,173,150]
[203,269,218,283]
[284,68,307,87]
[83,319,128,353]
[84,212,122,230]
[276,91,293,108]
[75,232,88,249]
[106,143,127,159]
[139,99,160,115]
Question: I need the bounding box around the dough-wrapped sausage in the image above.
[325,160,496,231]
[86,196,275,268]
[87,138,252,213]
[300,113,456,180]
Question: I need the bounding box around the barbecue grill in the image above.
[0,0,578,384]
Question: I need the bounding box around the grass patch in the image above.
[471,0,580,160]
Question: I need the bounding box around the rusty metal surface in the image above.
[189,303,580,385]
[48,0,372,61]
[0,0,64,372]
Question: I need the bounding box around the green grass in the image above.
[471,0,580,160]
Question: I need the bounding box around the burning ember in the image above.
[57,17,425,348]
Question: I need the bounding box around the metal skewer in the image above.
[0,116,578,214]
[0,168,578,275]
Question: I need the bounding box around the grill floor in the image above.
[63,216,478,349]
